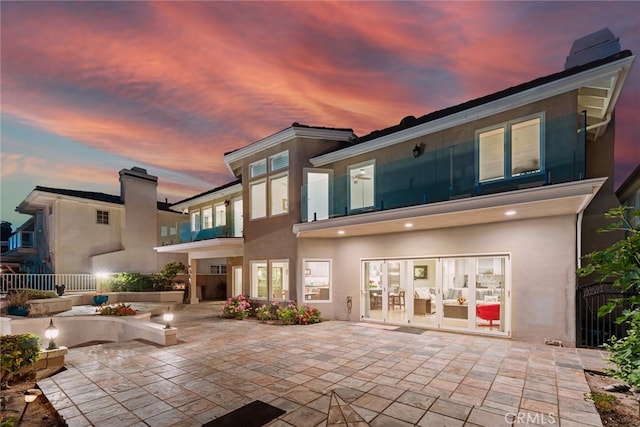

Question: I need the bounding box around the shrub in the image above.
[255,303,279,322]
[3,290,30,308]
[221,295,251,319]
[151,262,189,291]
[108,272,154,292]
[0,334,40,388]
[98,303,137,316]
[297,304,322,325]
[578,206,640,388]
[276,302,299,324]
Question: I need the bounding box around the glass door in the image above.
[304,169,332,222]
[362,260,386,322]
[412,259,438,328]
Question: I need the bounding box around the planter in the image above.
[93,295,109,306]
[7,306,29,316]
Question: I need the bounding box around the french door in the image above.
[360,256,510,336]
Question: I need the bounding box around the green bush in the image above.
[578,206,640,388]
[108,272,154,292]
[0,334,40,388]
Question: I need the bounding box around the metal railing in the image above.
[576,282,628,348]
[1,274,98,293]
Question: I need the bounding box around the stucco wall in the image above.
[298,214,578,346]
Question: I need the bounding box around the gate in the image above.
[576,282,628,348]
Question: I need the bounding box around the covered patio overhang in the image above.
[292,178,606,239]
[154,238,244,304]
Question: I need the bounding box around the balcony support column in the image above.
[188,258,199,304]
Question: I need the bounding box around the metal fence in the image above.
[1,273,97,293]
[576,282,628,348]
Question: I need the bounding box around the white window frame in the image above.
[269,150,289,172]
[348,160,375,211]
[250,180,267,220]
[303,259,332,302]
[202,207,213,229]
[215,202,226,226]
[477,112,545,184]
[270,259,289,300]
[249,159,267,178]
[269,172,289,216]
[250,260,268,299]
[96,210,109,225]
[190,210,201,232]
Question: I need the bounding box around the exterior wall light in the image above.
[163,307,174,329]
[44,319,59,350]
[412,144,422,158]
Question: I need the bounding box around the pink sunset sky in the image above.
[1,1,639,226]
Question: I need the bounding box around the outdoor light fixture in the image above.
[19,389,42,425]
[163,307,174,329]
[505,210,517,216]
[412,144,422,158]
[44,319,59,350]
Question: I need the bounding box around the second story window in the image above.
[250,159,267,178]
[250,180,267,219]
[349,161,375,210]
[478,114,543,183]
[270,173,288,216]
[97,210,109,225]
[215,202,226,226]
[202,207,213,229]
[190,210,201,232]
[249,151,289,220]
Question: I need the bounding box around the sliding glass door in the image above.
[361,255,509,336]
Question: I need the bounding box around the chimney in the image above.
[119,167,158,202]
[565,28,621,70]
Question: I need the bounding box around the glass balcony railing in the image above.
[158,219,242,246]
[301,113,586,222]
[8,231,34,250]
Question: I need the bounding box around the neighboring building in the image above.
[616,165,640,227]
[9,167,187,274]
[158,29,635,347]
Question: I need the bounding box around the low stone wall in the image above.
[67,291,184,306]
[28,296,74,316]
[1,315,177,347]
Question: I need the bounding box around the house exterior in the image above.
[158,29,635,347]
[616,165,640,227]
[9,167,187,275]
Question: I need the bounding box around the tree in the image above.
[578,206,640,389]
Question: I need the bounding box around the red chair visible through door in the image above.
[476,303,500,327]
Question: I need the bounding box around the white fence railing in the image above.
[1,274,97,293]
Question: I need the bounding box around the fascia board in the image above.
[292,177,606,234]
[16,190,121,214]
[154,237,244,253]
[171,183,242,212]
[223,128,354,174]
[311,56,635,167]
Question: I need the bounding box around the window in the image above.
[270,173,288,216]
[270,151,289,171]
[215,202,226,226]
[202,207,213,229]
[251,261,268,298]
[271,260,289,300]
[250,180,266,219]
[478,114,543,183]
[210,264,227,274]
[249,159,267,178]
[161,226,168,237]
[190,210,201,232]
[349,161,375,210]
[303,259,331,302]
[97,210,109,225]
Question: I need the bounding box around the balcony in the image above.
[8,231,35,251]
[301,113,586,222]
[158,219,242,246]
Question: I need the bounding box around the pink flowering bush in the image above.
[255,302,279,322]
[296,304,322,325]
[221,295,251,320]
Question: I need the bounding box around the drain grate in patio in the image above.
[393,327,425,334]
[202,400,285,427]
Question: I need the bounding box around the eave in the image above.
[154,237,244,259]
[223,127,354,175]
[292,178,606,239]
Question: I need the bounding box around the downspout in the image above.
[576,112,612,140]
[577,210,584,269]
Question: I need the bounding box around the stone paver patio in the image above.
[37,302,609,426]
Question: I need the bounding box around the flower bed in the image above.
[221,295,322,325]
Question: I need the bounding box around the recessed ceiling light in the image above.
[404,223,413,228]
[337,230,345,235]
[505,210,517,216]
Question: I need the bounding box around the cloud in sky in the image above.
[1,1,638,226]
